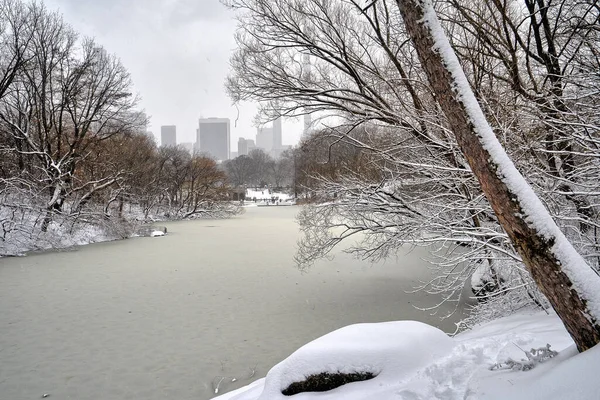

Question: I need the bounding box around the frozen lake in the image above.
[0,206,469,399]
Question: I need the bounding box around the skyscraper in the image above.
[238,137,248,156]
[273,117,282,150]
[161,125,176,147]
[256,126,273,151]
[197,118,230,161]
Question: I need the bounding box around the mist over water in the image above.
[0,206,469,399]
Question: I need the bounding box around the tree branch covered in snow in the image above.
[228,0,600,341]
[490,344,558,371]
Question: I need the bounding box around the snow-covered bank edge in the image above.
[215,312,599,400]
[0,206,243,258]
[0,220,124,258]
[1,189,298,257]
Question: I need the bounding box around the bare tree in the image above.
[0,0,32,101]
[395,0,600,351]
[0,2,143,230]
[248,148,274,186]
[272,149,295,189]
[227,0,511,312]
[227,0,600,351]
[438,0,600,264]
[0,1,241,255]
[224,154,255,187]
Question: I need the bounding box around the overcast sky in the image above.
[43,0,303,150]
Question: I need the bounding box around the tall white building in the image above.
[197,118,230,161]
[238,138,249,156]
[256,126,273,151]
[161,125,177,147]
[256,117,283,155]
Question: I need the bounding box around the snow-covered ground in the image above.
[216,311,598,399]
[245,188,294,205]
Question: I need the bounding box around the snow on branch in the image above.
[490,344,558,372]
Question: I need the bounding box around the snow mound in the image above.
[239,321,454,400]
[216,312,600,400]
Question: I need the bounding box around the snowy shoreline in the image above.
[0,219,164,258]
[215,311,598,400]
[1,189,292,258]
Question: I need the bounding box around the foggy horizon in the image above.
[42,0,304,150]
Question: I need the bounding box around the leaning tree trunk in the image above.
[395,0,600,352]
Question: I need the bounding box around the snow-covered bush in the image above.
[490,344,558,371]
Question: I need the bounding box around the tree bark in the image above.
[395,0,600,352]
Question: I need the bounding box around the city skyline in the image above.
[161,117,289,160]
[43,0,304,151]
[154,116,297,152]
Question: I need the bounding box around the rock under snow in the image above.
[227,321,454,400]
[136,225,167,237]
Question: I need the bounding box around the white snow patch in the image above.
[484,344,600,400]
[419,0,600,319]
[215,312,600,400]
[245,188,292,203]
[256,321,453,400]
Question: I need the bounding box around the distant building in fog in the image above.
[246,139,256,153]
[230,151,238,159]
[238,137,248,156]
[270,145,291,159]
[160,125,177,147]
[197,118,230,161]
[256,126,273,152]
[255,117,283,156]
[273,116,282,150]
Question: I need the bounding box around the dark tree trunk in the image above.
[395,0,600,352]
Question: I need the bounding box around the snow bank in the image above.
[0,217,113,257]
[256,321,453,400]
[486,344,600,400]
[215,312,600,400]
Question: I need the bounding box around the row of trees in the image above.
[223,148,294,188]
[0,0,235,254]
[222,137,372,198]
[227,0,600,351]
